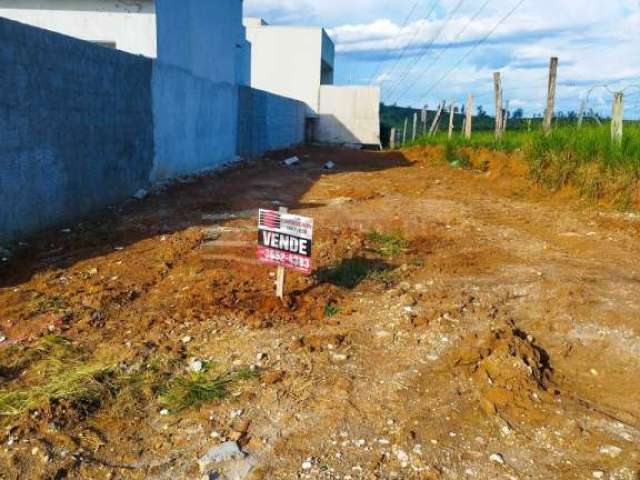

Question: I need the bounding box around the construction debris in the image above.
[133,189,149,200]
[283,156,300,167]
[324,161,336,170]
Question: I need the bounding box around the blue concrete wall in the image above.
[237,86,306,157]
[151,63,238,182]
[0,17,154,243]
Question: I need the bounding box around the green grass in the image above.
[158,368,257,413]
[324,303,341,318]
[366,232,409,257]
[406,124,640,207]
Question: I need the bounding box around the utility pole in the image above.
[611,92,624,144]
[465,94,473,140]
[494,72,503,140]
[543,57,558,134]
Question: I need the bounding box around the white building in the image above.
[244,17,380,146]
[244,17,334,115]
[0,0,157,57]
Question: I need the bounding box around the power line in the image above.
[383,0,468,102]
[367,0,425,85]
[375,0,440,89]
[390,0,493,105]
[416,0,527,105]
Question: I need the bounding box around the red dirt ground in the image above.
[0,146,639,479]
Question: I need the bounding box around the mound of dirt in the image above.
[457,321,554,419]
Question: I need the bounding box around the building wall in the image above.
[245,25,326,115]
[0,0,156,56]
[316,86,381,146]
[156,0,243,85]
[151,64,238,182]
[0,16,154,242]
[237,86,306,158]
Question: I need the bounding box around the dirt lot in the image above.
[0,146,639,480]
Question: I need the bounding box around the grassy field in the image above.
[405,124,640,209]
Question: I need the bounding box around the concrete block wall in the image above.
[237,86,306,158]
[151,64,238,182]
[0,16,154,243]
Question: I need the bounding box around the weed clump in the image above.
[0,336,116,418]
[158,368,257,413]
[366,232,409,257]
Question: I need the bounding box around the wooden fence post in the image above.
[543,57,558,134]
[448,102,455,139]
[465,94,473,139]
[412,112,418,141]
[429,102,444,136]
[402,117,408,145]
[611,92,624,144]
[502,100,510,132]
[421,106,428,135]
[494,72,503,140]
[390,128,396,149]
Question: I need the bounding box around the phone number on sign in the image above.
[257,247,312,273]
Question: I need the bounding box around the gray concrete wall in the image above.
[316,86,381,146]
[237,86,306,158]
[0,16,154,243]
[156,0,244,85]
[151,63,238,182]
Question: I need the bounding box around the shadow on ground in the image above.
[0,146,413,287]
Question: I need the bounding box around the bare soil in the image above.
[0,146,639,480]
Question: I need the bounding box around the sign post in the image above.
[257,208,314,298]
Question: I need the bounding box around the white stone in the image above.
[489,453,505,465]
[592,471,605,479]
[599,445,622,458]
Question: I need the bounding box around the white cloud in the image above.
[245,0,640,114]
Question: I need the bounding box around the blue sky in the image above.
[245,0,640,118]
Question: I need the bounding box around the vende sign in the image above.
[257,209,314,275]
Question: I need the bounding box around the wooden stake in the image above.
[429,102,444,136]
[543,57,558,134]
[502,100,510,132]
[412,112,418,141]
[275,206,288,299]
[448,102,455,139]
[464,94,473,140]
[402,117,408,145]
[611,92,624,144]
[389,128,396,149]
[494,72,503,140]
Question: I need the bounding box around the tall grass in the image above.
[407,124,640,207]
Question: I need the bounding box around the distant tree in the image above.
[512,108,524,119]
[477,105,487,117]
